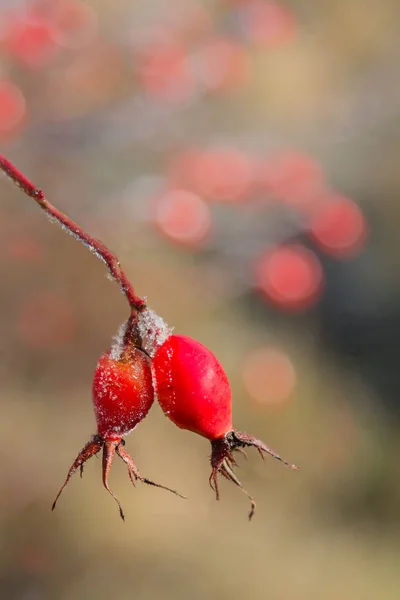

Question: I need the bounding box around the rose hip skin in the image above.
[153,335,233,439]
[93,350,154,440]
[153,334,298,519]
[52,346,184,520]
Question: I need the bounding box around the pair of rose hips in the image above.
[0,153,298,521]
[52,320,298,520]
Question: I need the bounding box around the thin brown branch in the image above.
[0,154,146,314]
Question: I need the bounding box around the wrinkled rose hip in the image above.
[52,344,184,520]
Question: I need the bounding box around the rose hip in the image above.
[93,348,154,440]
[52,342,184,520]
[153,334,298,519]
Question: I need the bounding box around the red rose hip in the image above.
[93,349,154,440]
[52,342,184,520]
[152,335,233,439]
[153,334,298,519]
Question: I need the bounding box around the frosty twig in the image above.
[0,154,146,315]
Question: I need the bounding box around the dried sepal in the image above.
[52,436,185,520]
[210,431,298,520]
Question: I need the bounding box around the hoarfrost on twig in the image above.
[45,213,108,267]
[137,307,173,358]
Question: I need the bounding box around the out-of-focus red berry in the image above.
[49,0,98,48]
[136,35,196,104]
[193,148,254,202]
[197,36,251,93]
[257,151,325,210]
[255,244,324,310]
[240,0,297,48]
[153,188,211,248]
[242,347,296,406]
[0,81,26,134]
[4,15,58,67]
[167,147,254,202]
[310,195,367,258]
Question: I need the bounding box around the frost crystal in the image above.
[45,213,108,267]
[109,320,128,361]
[137,307,173,357]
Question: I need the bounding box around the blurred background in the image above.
[1,0,400,598]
